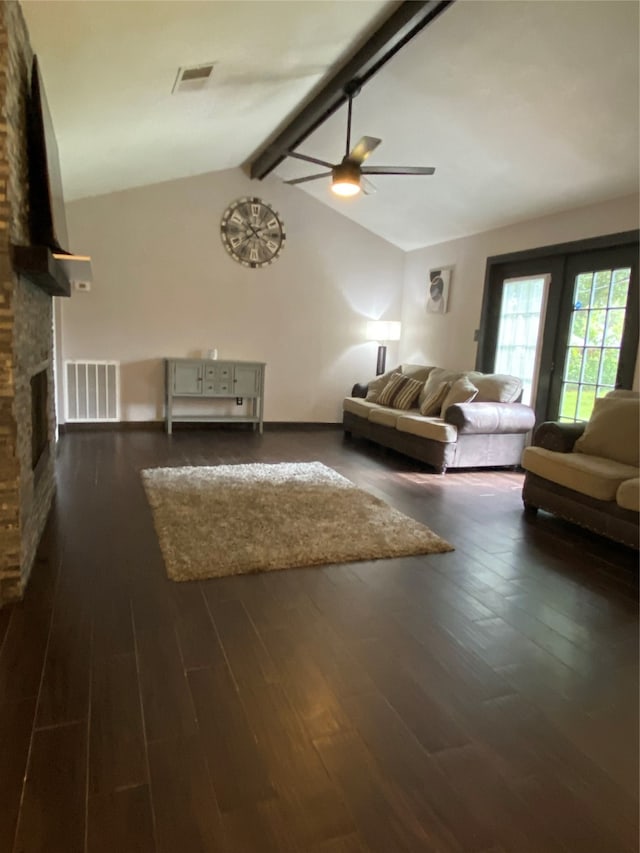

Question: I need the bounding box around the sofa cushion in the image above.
[521,446,639,502]
[420,380,451,416]
[343,397,383,419]
[396,414,458,443]
[617,478,640,512]
[574,393,640,467]
[441,376,479,416]
[365,367,401,402]
[376,373,424,409]
[369,407,406,427]
[473,373,522,403]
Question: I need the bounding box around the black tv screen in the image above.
[27,55,70,254]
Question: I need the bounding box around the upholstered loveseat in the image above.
[521,390,639,548]
[343,364,535,473]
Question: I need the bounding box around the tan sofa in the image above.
[343,364,535,473]
[521,390,639,548]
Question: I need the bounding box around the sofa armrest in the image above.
[532,420,585,452]
[351,382,369,398]
[445,402,535,435]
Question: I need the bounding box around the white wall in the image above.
[60,168,405,423]
[400,193,640,388]
[60,184,639,425]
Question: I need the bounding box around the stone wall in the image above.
[0,0,55,605]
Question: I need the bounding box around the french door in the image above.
[548,246,638,421]
[477,235,638,424]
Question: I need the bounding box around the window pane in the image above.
[592,270,612,308]
[580,348,601,384]
[604,309,625,347]
[610,268,630,307]
[564,347,583,382]
[586,309,606,346]
[569,311,587,346]
[575,273,593,308]
[495,276,547,406]
[576,385,596,421]
[560,383,579,420]
[598,348,620,386]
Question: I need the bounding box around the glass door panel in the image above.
[558,267,630,421]
[494,275,549,406]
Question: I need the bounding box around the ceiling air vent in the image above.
[172,63,215,94]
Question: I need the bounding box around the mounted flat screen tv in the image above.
[27,55,70,254]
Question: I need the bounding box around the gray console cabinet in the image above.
[165,358,265,434]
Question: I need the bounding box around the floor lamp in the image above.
[366,320,402,375]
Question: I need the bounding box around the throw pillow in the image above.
[440,376,479,416]
[473,373,522,403]
[574,394,640,467]
[400,364,435,383]
[365,366,401,402]
[419,380,451,416]
[377,373,424,410]
[419,367,467,406]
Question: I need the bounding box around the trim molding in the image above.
[59,421,342,434]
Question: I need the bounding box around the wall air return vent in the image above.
[64,360,119,422]
[172,63,215,94]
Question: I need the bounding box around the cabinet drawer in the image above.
[203,381,231,396]
[205,365,232,380]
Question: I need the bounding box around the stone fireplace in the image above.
[30,365,49,471]
[0,2,56,606]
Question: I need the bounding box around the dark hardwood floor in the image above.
[1,427,638,853]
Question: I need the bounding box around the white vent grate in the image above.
[64,361,119,422]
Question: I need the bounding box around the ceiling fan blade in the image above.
[287,150,335,169]
[361,176,377,196]
[360,166,436,176]
[284,172,333,186]
[348,136,382,165]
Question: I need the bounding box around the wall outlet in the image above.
[236,397,243,406]
[473,328,480,342]
[74,281,91,292]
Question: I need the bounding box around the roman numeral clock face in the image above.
[220,197,286,268]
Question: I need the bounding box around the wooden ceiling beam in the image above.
[248,0,454,180]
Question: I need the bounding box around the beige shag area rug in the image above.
[141,461,453,581]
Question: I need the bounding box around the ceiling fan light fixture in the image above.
[331,178,360,197]
[331,161,361,197]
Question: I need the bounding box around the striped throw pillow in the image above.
[419,380,451,416]
[377,373,424,410]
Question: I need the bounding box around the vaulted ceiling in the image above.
[21,0,640,251]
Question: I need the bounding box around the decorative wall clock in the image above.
[220,197,286,268]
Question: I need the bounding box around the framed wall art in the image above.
[426,267,452,314]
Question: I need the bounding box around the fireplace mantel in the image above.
[11,244,71,296]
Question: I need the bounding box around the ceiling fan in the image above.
[283,84,435,197]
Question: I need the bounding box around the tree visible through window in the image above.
[559,267,630,421]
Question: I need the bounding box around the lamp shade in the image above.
[366,320,401,342]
